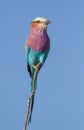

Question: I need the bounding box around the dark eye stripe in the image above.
[32,20,44,23]
[36,20,40,23]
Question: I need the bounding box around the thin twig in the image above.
[23,94,32,130]
[23,70,38,130]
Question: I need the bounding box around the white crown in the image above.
[32,17,48,22]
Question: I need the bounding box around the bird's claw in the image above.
[32,64,39,72]
[32,62,42,72]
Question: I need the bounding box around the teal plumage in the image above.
[25,17,51,124]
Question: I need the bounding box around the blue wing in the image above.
[25,40,32,77]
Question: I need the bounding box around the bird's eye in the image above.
[37,20,40,23]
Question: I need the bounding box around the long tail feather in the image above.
[28,70,38,124]
[28,93,35,124]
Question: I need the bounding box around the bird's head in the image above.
[30,17,51,31]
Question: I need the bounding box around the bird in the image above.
[25,17,51,125]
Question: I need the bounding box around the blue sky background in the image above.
[0,0,84,130]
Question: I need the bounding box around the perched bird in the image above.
[25,17,51,125]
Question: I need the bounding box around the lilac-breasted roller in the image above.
[24,17,51,125]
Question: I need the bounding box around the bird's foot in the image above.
[32,63,40,72]
[32,65,39,72]
[32,62,42,72]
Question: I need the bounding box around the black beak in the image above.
[46,20,51,25]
